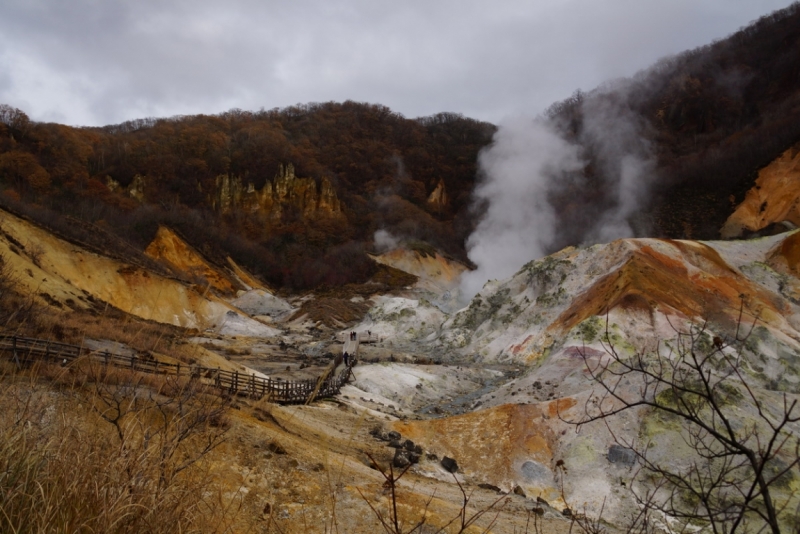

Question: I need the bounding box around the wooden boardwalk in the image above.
[0,334,351,404]
[339,330,377,361]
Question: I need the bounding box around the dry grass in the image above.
[0,362,242,534]
[288,296,371,327]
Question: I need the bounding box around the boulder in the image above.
[608,444,637,466]
[369,426,389,441]
[393,449,411,468]
[441,456,458,473]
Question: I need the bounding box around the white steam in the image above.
[580,91,655,243]
[373,229,401,252]
[459,117,582,299]
[460,89,656,300]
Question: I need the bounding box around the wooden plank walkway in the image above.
[0,334,351,404]
[339,330,377,361]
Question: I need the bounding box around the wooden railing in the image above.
[0,334,351,404]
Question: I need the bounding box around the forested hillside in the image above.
[545,2,800,245]
[0,102,494,289]
[1,3,800,291]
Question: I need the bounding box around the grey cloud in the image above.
[0,0,792,125]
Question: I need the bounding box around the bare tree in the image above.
[565,312,800,534]
[357,453,507,534]
[0,104,30,140]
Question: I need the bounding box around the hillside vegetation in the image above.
[1,4,800,293]
[0,102,493,290]
[544,2,800,247]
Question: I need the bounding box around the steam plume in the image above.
[459,117,582,299]
[374,229,401,252]
[460,87,655,300]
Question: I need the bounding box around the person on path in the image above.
[343,351,349,366]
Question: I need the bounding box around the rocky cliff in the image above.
[211,163,342,220]
[106,174,146,202]
[721,143,800,238]
[144,226,243,296]
[426,178,448,212]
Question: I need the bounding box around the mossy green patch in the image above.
[523,256,572,288]
[577,316,603,344]
[564,435,600,466]
[455,288,511,330]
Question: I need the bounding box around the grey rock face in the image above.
[607,445,637,466]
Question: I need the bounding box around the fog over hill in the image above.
[463,2,800,298]
[1,3,800,533]
[0,5,798,300]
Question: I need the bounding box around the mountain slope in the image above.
[542,3,800,247]
[437,233,800,366]
[361,231,800,527]
[0,208,278,335]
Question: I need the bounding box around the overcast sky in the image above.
[0,0,793,127]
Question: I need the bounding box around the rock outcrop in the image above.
[721,144,800,238]
[0,209,278,335]
[370,247,467,294]
[211,163,342,220]
[426,178,448,212]
[106,174,146,202]
[144,226,243,296]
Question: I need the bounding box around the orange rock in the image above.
[721,144,800,238]
[392,403,556,487]
[145,226,241,296]
[210,163,342,220]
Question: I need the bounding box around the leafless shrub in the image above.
[563,309,800,534]
[0,360,240,533]
[358,453,507,534]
